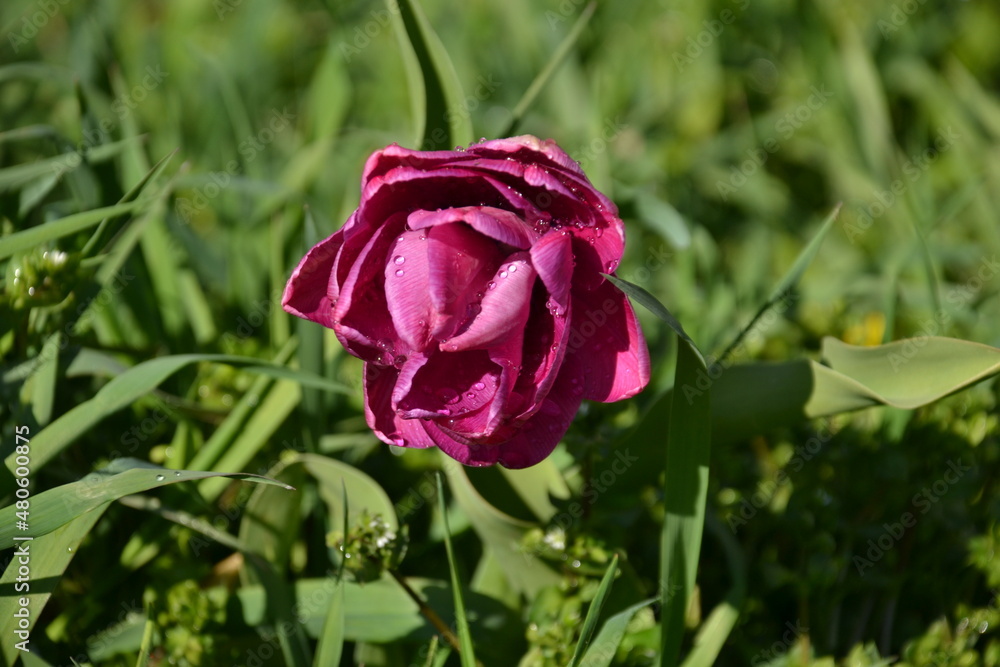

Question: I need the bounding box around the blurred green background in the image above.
[2,0,999,664]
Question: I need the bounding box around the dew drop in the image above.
[487,281,497,290]
[508,263,518,273]
[174,471,182,477]
[499,270,508,279]
[596,227,604,237]
[155,474,165,481]
[395,269,404,277]
[393,255,405,265]
[67,547,73,553]
[466,392,476,399]
[474,382,486,390]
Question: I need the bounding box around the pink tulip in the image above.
[283,136,649,468]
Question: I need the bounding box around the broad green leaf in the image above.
[298,453,398,533]
[437,474,476,666]
[578,599,656,667]
[502,1,598,137]
[387,0,473,149]
[499,458,571,522]
[0,201,145,262]
[710,336,1000,444]
[568,554,619,667]
[443,455,560,597]
[0,458,290,549]
[0,512,104,667]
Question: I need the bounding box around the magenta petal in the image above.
[509,293,572,420]
[529,230,574,311]
[468,135,586,177]
[408,206,536,249]
[282,230,344,328]
[565,281,651,402]
[445,252,535,352]
[396,349,501,418]
[426,223,505,340]
[424,420,501,467]
[334,213,406,361]
[495,368,585,469]
[363,363,436,448]
[383,230,434,350]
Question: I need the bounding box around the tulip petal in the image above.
[334,213,408,362]
[444,253,535,352]
[426,223,505,339]
[564,281,650,402]
[282,229,344,328]
[395,349,501,419]
[363,363,436,449]
[408,206,537,249]
[529,230,574,311]
[469,135,586,177]
[496,368,585,469]
[509,290,572,420]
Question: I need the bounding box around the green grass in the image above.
[2,0,1000,665]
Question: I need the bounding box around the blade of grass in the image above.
[501,1,597,137]
[604,275,711,666]
[0,201,146,261]
[568,554,619,667]
[716,203,841,364]
[437,472,477,667]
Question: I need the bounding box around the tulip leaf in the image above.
[298,453,399,532]
[443,455,561,597]
[387,0,473,150]
[0,201,146,261]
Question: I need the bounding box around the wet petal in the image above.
[444,253,535,352]
[395,349,501,419]
[563,281,650,402]
[282,229,344,328]
[408,206,536,249]
[363,363,436,448]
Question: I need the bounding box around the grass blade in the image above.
[502,1,597,137]
[568,553,619,667]
[0,201,146,261]
[437,472,477,667]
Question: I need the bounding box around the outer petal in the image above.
[363,363,436,449]
[468,135,586,177]
[333,213,407,362]
[496,367,585,469]
[563,280,651,402]
[281,229,344,328]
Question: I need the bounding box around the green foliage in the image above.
[2,0,1000,665]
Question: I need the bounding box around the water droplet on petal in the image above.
[393,255,405,265]
[508,263,518,273]
[474,382,486,390]
[395,269,404,277]
[487,281,497,290]
[466,392,476,399]
[499,270,508,279]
